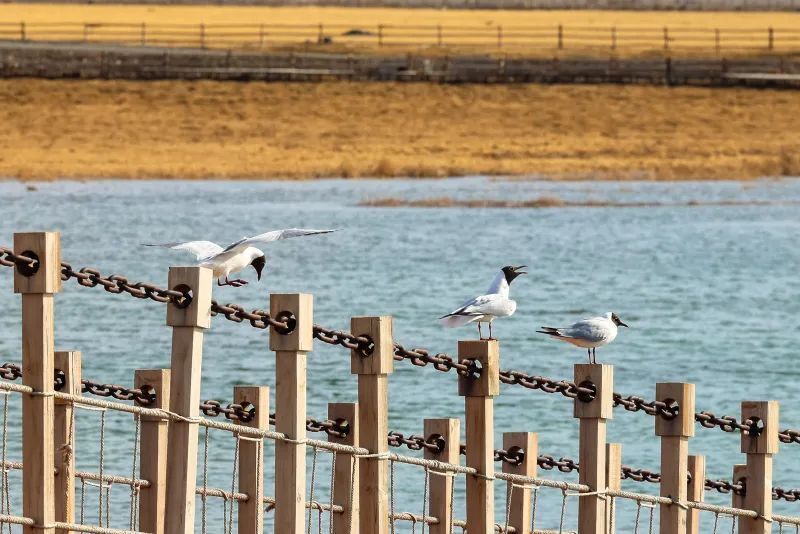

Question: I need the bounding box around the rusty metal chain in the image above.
[199,400,255,423]
[0,363,22,381]
[387,431,445,453]
[499,369,596,400]
[80,379,156,406]
[613,394,679,419]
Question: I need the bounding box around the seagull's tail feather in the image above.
[537,327,563,337]
[439,314,480,328]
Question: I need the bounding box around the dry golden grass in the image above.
[2,4,800,57]
[1,79,799,180]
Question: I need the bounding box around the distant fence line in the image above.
[2,42,800,87]
[5,0,800,10]
[2,21,800,54]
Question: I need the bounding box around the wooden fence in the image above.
[2,21,800,55]
[2,230,800,533]
[2,42,800,87]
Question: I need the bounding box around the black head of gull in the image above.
[611,313,628,328]
[251,255,266,280]
[502,265,527,284]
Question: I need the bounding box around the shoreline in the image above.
[1,79,798,181]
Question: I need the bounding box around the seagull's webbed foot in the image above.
[218,277,232,287]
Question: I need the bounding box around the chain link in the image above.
[80,380,156,406]
[199,400,255,423]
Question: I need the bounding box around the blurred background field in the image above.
[2,4,800,57]
[1,79,798,181]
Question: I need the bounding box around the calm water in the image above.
[1,177,799,531]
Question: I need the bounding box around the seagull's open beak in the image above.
[515,265,528,275]
[619,321,629,328]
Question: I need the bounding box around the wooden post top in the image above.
[135,369,171,420]
[350,316,394,375]
[166,266,212,328]
[328,403,359,447]
[424,418,460,462]
[457,340,499,397]
[14,231,61,294]
[54,351,81,405]
[502,432,537,478]
[573,364,613,419]
[741,401,779,455]
[655,382,695,437]
[234,386,269,430]
[269,293,313,352]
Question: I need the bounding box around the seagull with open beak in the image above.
[439,265,527,340]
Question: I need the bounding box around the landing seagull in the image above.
[439,266,527,340]
[537,312,628,364]
[144,228,335,287]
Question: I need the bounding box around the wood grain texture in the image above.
[425,419,460,534]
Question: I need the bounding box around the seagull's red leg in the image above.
[478,323,483,340]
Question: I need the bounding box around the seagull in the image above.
[537,312,628,364]
[144,228,335,287]
[439,266,527,340]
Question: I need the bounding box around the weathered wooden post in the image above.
[140,22,146,46]
[574,363,613,534]
[235,385,269,534]
[732,464,747,510]
[606,443,622,534]
[656,383,695,534]
[687,455,705,534]
[329,403,360,534]
[557,24,563,49]
[271,294,313,534]
[135,369,170,534]
[768,27,774,51]
[663,27,670,51]
[199,23,206,49]
[164,266,213,534]
[437,24,443,47]
[19,22,26,41]
[54,350,80,534]
[497,26,503,49]
[503,432,537,534]
[351,316,393,534]
[424,418,459,534]
[15,231,60,534]
[741,401,779,534]
[459,340,499,534]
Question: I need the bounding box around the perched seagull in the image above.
[439,266,527,340]
[537,312,628,364]
[144,228,335,287]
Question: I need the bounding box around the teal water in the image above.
[1,177,799,531]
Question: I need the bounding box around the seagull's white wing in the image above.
[221,228,336,254]
[439,294,507,327]
[143,241,223,261]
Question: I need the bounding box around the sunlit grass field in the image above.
[1,4,800,56]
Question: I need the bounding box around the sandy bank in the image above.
[1,79,798,181]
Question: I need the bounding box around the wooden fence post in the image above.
[503,432,537,534]
[663,27,669,51]
[140,22,146,46]
[459,340,499,534]
[235,385,269,534]
[351,316,393,534]
[437,24,442,47]
[687,455,705,534]
[164,266,213,534]
[19,22,25,41]
[54,351,80,534]
[135,369,170,534]
[557,24,563,49]
[15,231,61,534]
[271,293,313,534]
[606,443,622,534]
[656,383,695,534]
[329,403,360,534]
[741,401,778,534]
[378,24,384,47]
[424,418,459,534]
[497,26,502,49]
[768,27,774,51]
[574,364,613,534]
[732,464,746,511]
